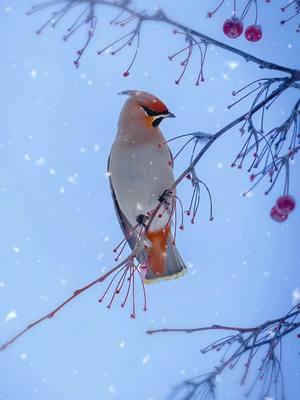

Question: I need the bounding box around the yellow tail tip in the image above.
[144,267,187,285]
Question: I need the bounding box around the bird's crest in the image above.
[118,90,168,113]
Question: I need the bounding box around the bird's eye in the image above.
[140,105,158,117]
[140,105,169,117]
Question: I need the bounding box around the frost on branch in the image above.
[148,305,300,400]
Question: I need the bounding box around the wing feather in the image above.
[107,155,136,251]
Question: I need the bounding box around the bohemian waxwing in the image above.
[108,90,186,282]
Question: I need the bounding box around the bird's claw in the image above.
[136,214,149,227]
[158,189,172,203]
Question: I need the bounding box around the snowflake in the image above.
[108,385,116,395]
[6,309,17,321]
[225,60,240,69]
[292,288,300,304]
[30,69,37,78]
[35,157,45,166]
[142,355,150,364]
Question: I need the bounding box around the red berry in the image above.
[245,25,263,42]
[123,71,129,77]
[270,206,288,223]
[223,17,244,39]
[276,195,296,214]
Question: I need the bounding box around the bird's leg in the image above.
[136,213,149,227]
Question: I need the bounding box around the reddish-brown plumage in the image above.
[146,226,170,276]
[139,93,168,113]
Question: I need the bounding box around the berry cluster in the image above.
[271,195,296,222]
[207,0,263,42]
[223,17,262,41]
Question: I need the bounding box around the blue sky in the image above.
[0,1,299,399]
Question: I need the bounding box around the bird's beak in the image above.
[166,112,176,118]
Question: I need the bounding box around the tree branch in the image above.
[147,305,300,400]
[29,0,300,76]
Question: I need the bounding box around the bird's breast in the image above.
[109,139,174,230]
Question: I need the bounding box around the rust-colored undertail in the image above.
[145,226,186,282]
[146,226,170,277]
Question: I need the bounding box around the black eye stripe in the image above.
[140,105,168,117]
[152,117,163,127]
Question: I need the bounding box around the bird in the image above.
[108,90,186,283]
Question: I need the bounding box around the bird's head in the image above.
[118,90,175,130]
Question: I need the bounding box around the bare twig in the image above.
[28,0,300,76]
[147,305,300,400]
[1,0,299,363]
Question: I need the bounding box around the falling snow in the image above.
[1,2,299,400]
[30,69,37,78]
[142,355,150,364]
[35,157,45,166]
[225,60,240,69]
[67,174,78,184]
[6,309,17,321]
[292,288,300,304]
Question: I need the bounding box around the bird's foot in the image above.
[158,189,173,204]
[136,214,149,227]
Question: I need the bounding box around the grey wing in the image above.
[107,154,136,252]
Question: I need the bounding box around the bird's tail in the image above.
[144,227,186,283]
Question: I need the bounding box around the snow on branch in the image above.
[147,305,300,400]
